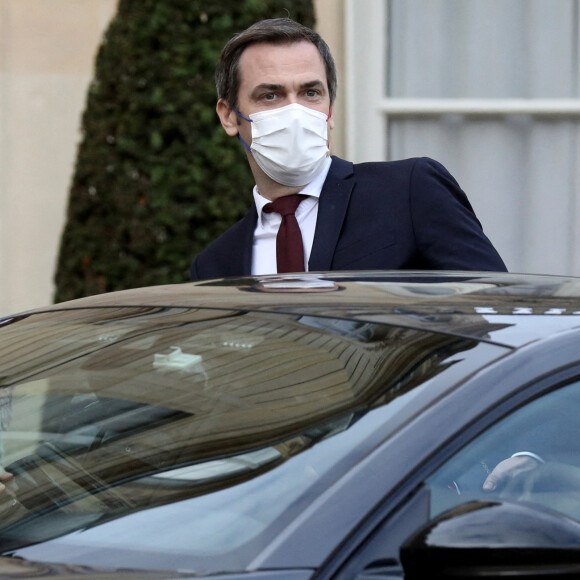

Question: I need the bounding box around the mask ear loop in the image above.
[234,109,252,122]
[327,106,332,121]
[234,109,253,151]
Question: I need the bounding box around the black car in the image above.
[0,271,580,579]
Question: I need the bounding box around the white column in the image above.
[344,0,387,163]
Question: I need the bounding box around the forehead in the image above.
[238,40,327,88]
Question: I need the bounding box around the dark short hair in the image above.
[215,18,337,111]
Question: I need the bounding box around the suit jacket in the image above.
[190,156,507,281]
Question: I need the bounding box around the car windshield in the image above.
[0,305,501,573]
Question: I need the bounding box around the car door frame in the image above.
[250,327,580,577]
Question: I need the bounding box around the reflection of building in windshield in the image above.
[0,301,509,550]
[2,304,505,459]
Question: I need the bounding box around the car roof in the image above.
[12,271,580,349]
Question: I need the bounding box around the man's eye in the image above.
[264,93,277,101]
[305,89,320,98]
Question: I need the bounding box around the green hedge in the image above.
[54,0,315,303]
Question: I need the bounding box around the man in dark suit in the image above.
[190,18,506,282]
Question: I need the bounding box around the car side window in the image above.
[426,378,580,521]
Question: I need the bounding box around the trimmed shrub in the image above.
[54,0,315,302]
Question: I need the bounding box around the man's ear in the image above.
[216,99,239,136]
[327,105,335,131]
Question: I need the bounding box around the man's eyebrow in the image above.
[301,80,325,90]
[251,83,284,96]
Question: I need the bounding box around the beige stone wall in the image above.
[0,0,118,316]
[0,1,345,317]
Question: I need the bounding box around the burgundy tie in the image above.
[263,194,307,273]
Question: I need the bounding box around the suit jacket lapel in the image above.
[308,157,355,272]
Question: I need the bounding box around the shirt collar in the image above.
[253,156,333,221]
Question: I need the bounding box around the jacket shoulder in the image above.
[190,208,257,281]
[352,156,443,176]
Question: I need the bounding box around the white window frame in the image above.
[345,0,580,164]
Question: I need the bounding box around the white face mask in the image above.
[237,103,330,187]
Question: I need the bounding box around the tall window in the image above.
[346,0,580,275]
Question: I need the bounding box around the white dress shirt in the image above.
[251,157,332,275]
